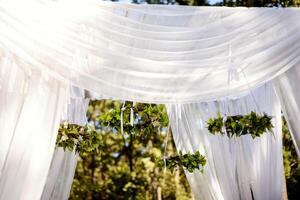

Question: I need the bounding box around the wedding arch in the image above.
[1,0,300,199]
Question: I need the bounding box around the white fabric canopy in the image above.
[1,1,300,200]
[1,0,300,103]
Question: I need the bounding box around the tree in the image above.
[132,0,209,6]
[216,0,300,7]
[62,100,193,200]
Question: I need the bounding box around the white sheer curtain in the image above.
[168,83,283,200]
[0,0,300,103]
[41,87,89,200]
[273,65,300,156]
[0,60,67,200]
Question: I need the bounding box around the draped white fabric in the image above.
[42,87,89,200]
[0,1,299,200]
[168,83,283,200]
[41,150,78,200]
[0,62,67,199]
[0,0,300,103]
[273,65,300,156]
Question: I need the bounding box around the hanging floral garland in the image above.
[156,151,206,173]
[56,123,103,156]
[206,111,273,138]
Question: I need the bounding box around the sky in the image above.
[209,0,222,4]
[118,0,223,4]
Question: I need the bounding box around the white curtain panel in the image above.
[273,65,300,156]
[0,60,67,200]
[42,150,79,200]
[0,0,300,103]
[41,87,89,200]
[168,83,283,200]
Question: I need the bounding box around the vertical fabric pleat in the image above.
[41,87,89,200]
[0,62,68,200]
[273,65,300,157]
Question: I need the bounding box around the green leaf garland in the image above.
[156,151,206,173]
[207,111,273,138]
[56,123,103,156]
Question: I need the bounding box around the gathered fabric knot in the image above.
[227,43,240,83]
[228,62,240,82]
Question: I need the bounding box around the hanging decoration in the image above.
[205,43,273,139]
[56,122,102,156]
[206,111,273,138]
[99,101,169,138]
[157,151,206,173]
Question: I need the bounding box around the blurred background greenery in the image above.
[68,100,193,200]
[130,0,300,7]
[282,119,300,200]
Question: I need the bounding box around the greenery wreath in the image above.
[157,151,206,173]
[206,111,273,138]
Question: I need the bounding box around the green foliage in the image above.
[214,0,300,7]
[174,0,209,6]
[207,111,273,138]
[282,118,300,200]
[64,100,193,200]
[99,102,169,139]
[157,151,206,173]
[141,0,209,6]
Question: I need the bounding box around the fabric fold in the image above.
[41,86,89,200]
[273,65,300,157]
[0,63,68,200]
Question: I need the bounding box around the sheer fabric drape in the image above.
[1,0,300,103]
[168,83,283,200]
[0,62,67,200]
[273,65,300,156]
[41,87,89,200]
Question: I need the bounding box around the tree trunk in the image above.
[129,134,133,172]
[157,187,162,200]
[282,171,288,200]
[175,168,180,198]
[91,153,97,200]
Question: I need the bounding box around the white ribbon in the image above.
[227,43,240,83]
[120,101,126,135]
[130,102,135,126]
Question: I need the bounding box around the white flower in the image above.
[63,121,68,128]
[61,135,68,141]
